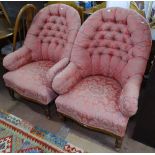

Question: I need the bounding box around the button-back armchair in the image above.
[3,4,81,118]
[52,7,152,149]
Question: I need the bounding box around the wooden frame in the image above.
[58,112,124,151]
[8,87,53,119]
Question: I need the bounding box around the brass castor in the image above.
[115,137,123,151]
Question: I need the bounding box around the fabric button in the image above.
[99,52,102,55]
[107,27,111,31]
[84,44,89,49]
[118,30,122,33]
[112,36,115,40]
[94,44,98,48]
[89,36,94,40]
[123,38,126,43]
[100,35,104,39]
[57,27,60,31]
[55,41,58,45]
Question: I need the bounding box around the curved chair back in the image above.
[13,4,37,51]
[24,4,81,63]
[71,7,151,86]
[47,1,84,23]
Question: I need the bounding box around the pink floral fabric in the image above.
[3,4,81,105]
[3,46,32,71]
[53,7,151,137]
[24,4,81,62]
[119,74,143,117]
[56,76,128,137]
[70,7,151,86]
[3,61,57,105]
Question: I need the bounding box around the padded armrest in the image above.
[119,74,142,117]
[3,46,32,71]
[46,58,69,84]
[52,62,82,94]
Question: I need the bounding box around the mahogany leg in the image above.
[58,113,66,121]
[115,137,123,151]
[44,103,51,120]
[8,88,16,100]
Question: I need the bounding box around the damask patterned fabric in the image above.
[3,4,81,105]
[56,76,129,137]
[53,7,151,137]
[4,61,57,104]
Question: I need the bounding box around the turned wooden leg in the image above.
[115,137,123,151]
[44,104,51,120]
[8,88,16,100]
[58,113,66,121]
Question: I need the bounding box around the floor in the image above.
[0,59,155,153]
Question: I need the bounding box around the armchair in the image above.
[3,4,81,118]
[52,7,152,149]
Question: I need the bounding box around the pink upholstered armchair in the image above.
[52,7,152,149]
[3,4,81,118]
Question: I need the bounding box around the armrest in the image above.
[119,74,143,117]
[52,62,82,94]
[3,46,32,71]
[46,58,69,84]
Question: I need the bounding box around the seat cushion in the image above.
[3,61,57,105]
[55,76,129,137]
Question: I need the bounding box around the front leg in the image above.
[115,137,123,151]
[44,103,51,120]
[8,88,16,100]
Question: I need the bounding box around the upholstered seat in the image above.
[52,7,152,148]
[3,61,57,104]
[3,4,81,109]
[56,76,129,137]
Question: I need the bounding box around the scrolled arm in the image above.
[119,74,143,117]
[46,58,69,84]
[3,46,32,71]
[52,62,82,94]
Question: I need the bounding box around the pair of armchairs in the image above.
[3,4,152,150]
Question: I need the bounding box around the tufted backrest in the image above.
[71,7,152,86]
[24,4,81,63]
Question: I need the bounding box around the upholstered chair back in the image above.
[71,7,152,86]
[24,4,81,63]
